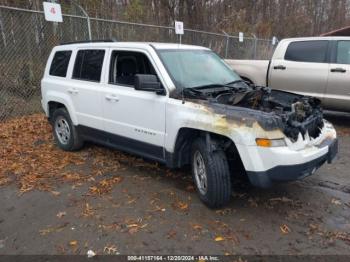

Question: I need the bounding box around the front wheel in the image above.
[191,138,232,208]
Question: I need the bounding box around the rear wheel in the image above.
[191,138,232,208]
[52,108,83,151]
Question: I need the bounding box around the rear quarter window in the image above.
[49,50,72,77]
[284,41,328,63]
[72,49,105,82]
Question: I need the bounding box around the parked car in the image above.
[226,37,350,112]
[41,41,338,208]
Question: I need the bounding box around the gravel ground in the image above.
[0,112,349,255]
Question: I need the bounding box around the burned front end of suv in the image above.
[175,83,338,188]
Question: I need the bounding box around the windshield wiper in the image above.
[189,80,249,90]
[225,79,249,86]
[188,83,232,90]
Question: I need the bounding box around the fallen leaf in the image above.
[192,224,203,230]
[125,222,148,234]
[104,244,118,254]
[0,176,11,186]
[179,202,188,210]
[309,223,319,232]
[69,240,78,246]
[127,224,139,228]
[127,198,137,204]
[167,229,177,239]
[56,211,66,218]
[82,203,94,217]
[214,236,225,242]
[39,223,69,235]
[172,200,189,211]
[185,185,195,192]
[269,197,293,203]
[51,191,61,196]
[280,224,291,234]
[101,223,121,232]
[335,232,350,243]
[140,223,148,229]
[331,198,342,205]
[89,177,123,195]
[215,208,233,215]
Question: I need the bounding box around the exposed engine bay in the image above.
[181,83,324,141]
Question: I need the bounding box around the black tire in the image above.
[191,137,232,208]
[52,108,83,151]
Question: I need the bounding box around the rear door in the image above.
[269,40,330,101]
[100,49,167,161]
[325,40,350,111]
[69,48,107,130]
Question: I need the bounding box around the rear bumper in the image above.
[246,138,338,188]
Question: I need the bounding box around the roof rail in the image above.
[59,39,117,45]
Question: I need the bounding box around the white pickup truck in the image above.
[41,41,338,208]
[226,37,350,112]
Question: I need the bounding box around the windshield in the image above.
[158,49,241,89]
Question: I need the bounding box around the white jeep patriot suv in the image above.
[41,40,338,208]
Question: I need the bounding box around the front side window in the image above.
[109,51,157,86]
[49,51,72,77]
[336,41,350,65]
[73,49,105,82]
[157,50,240,89]
[285,41,328,63]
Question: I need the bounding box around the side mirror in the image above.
[134,74,165,95]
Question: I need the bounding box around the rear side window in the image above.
[73,49,105,82]
[336,41,350,64]
[49,51,72,77]
[285,41,328,63]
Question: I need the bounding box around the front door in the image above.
[101,50,167,161]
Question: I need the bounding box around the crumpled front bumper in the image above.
[236,120,338,188]
[246,138,338,188]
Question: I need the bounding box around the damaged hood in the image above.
[176,83,324,141]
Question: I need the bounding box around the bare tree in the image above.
[1,0,350,38]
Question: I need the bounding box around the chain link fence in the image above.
[0,5,277,121]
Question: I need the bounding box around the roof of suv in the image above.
[57,41,209,51]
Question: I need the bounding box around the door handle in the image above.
[330,68,346,73]
[67,88,78,94]
[273,65,286,70]
[105,94,119,102]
